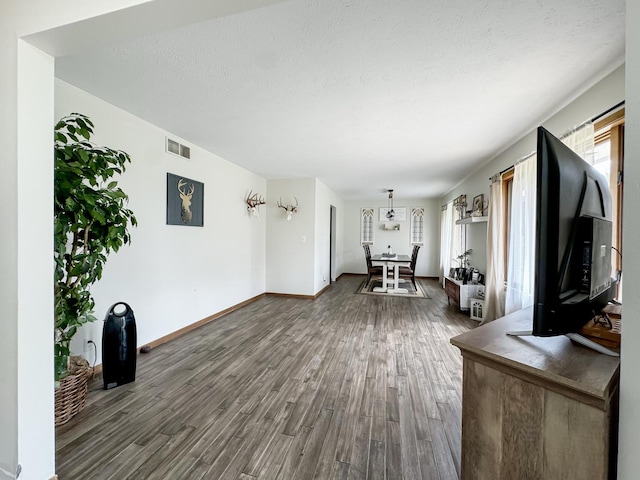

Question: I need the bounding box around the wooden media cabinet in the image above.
[451,307,620,480]
[444,275,484,312]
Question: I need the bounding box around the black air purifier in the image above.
[102,302,137,390]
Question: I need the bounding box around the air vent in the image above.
[166,137,190,159]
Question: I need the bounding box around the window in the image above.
[361,208,374,245]
[499,108,625,299]
[501,168,514,279]
[594,108,625,296]
[410,207,425,245]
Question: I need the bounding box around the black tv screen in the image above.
[533,127,613,337]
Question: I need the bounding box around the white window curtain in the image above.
[482,174,506,323]
[562,122,595,164]
[505,154,537,315]
[450,202,465,271]
[439,203,453,287]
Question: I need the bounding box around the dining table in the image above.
[370,253,412,294]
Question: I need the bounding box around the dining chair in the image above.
[363,245,383,286]
[398,244,421,289]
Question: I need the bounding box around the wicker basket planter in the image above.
[55,356,91,426]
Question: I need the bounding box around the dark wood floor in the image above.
[56,276,477,480]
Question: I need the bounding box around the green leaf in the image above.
[82,194,96,206]
[91,208,106,224]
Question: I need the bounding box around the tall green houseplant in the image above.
[54,113,137,381]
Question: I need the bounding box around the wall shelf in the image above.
[382,223,400,231]
[456,216,488,225]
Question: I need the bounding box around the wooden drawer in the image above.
[445,277,460,306]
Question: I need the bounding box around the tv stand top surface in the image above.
[450,307,619,408]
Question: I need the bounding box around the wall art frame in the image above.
[379,207,407,222]
[472,194,484,216]
[166,172,204,226]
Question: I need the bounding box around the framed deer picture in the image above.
[166,173,204,226]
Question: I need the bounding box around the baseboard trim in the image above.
[266,282,333,300]
[90,293,265,371]
[144,293,266,350]
[337,273,439,280]
[266,292,315,300]
[314,283,331,298]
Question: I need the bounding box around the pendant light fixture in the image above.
[386,189,395,220]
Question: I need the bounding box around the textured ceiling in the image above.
[55,0,625,200]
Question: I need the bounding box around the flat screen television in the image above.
[509,126,618,356]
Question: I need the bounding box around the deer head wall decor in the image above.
[277,197,298,221]
[246,191,266,217]
[177,178,195,224]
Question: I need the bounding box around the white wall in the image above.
[1,27,21,480]
[619,1,640,476]
[266,178,316,295]
[440,65,625,275]
[314,179,345,291]
[15,41,56,480]
[56,79,267,363]
[343,198,441,277]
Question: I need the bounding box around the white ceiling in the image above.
[54,0,625,200]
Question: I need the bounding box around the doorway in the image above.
[330,205,337,282]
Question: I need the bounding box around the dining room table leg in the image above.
[388,262,409,294]
[394,264,400,290]
[384,264,389,288]
[373,262,389,292]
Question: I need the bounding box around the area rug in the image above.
[357,279,430,298]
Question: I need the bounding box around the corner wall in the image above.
[265,178,345,296]
[1,25,21,480]
[618,1,640,475]
[16,41,56,480]
[266,178,316,295]
[314,179,344,292]
[55,80,267,364]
